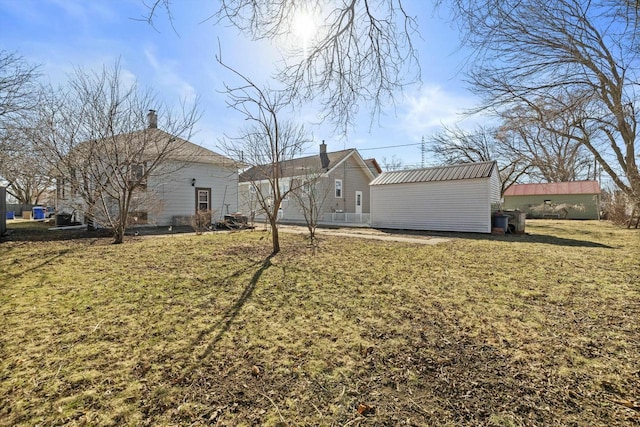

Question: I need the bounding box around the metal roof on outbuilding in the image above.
[503,181,601,196]
[369,161,498,186]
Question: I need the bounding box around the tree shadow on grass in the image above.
[195,254,274,360]
[374,228,615,249]
[1,248,77,282]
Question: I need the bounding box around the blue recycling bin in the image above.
[32,206,46,220]
[6,211,14,220]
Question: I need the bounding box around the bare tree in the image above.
[497,103,593,183]
[447,0,640,206]
[145,0,420,131]
[0,50,39,125]
[0,126,53,207]
[0,51,42,204]
[217,56,310,254]
[381,155,404,171]
[429,124,530,194]
[290,168,330,248]
[30,61,199,243]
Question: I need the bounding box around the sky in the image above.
[0,0,481,169]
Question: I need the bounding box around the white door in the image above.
[355,191,363,215]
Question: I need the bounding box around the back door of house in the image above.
[355,191,363,215]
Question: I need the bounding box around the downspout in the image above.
[220,184,228,222]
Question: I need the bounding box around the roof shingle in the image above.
[239,149,355,182]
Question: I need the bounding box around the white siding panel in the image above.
[489,166,501,203]
[371,178,492,233]
[148,161,238,226]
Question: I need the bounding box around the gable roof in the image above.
[370,161,498,186]
[503,180,601,196]
[69,127,236,167]
[239,148,374,182]
[123,128,236,166]
[365,158,382,175]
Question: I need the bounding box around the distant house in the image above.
[57,111,239,227]
[365,158,382,177]
[370,161,501,233]
[503,181,601,219]
[239,143,378,224]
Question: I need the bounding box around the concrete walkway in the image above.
[277,225,450,245]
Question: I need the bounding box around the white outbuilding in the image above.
[369,161,501,233]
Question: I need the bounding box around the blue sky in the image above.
[0,0,480,168]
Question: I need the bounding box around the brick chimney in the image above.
[147,109,157,129]
[320,140,330,170]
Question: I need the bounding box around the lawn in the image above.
[0,220,638,426]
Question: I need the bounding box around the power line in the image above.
[358,142,424,151]
[296,141,423,156]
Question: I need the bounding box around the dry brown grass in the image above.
[0,220,639,426]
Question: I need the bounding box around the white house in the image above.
[143,139,239,226]
[369,161,501,233]
[57,111,239,227]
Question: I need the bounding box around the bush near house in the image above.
[0,221,638,425]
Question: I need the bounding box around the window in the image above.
[280,180,290,201]
[335,179,342,198]
[128,163,147,190]
[57,177,66,200]
[303,182,312,195]
[129,211,148,224]
[198,189,210,211]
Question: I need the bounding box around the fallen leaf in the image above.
[251,365,261,377]
[357,403,375,416]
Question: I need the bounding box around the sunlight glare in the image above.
[292,11,317,54]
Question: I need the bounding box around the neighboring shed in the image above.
[370,161,501,233]
[503,181,600,219]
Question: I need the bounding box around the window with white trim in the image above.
[335,179,342,198]
[128,162,147,190]
[197,189,210,211]
[280,180,290,201]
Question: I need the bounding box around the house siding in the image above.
[489,168,501,204]
[370,177,494,233]
[503,194,599,219]
[148,161,238,226]
[341,155,372,213]
[238,151,375,222]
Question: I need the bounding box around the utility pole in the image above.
[421,136,426,168]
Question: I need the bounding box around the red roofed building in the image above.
[503,181,601,219]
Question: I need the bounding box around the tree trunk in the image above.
[85,209,96,231]
[113,224,125,244]
[270,217,280,254]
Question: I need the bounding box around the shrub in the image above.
[190,209,216,234]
